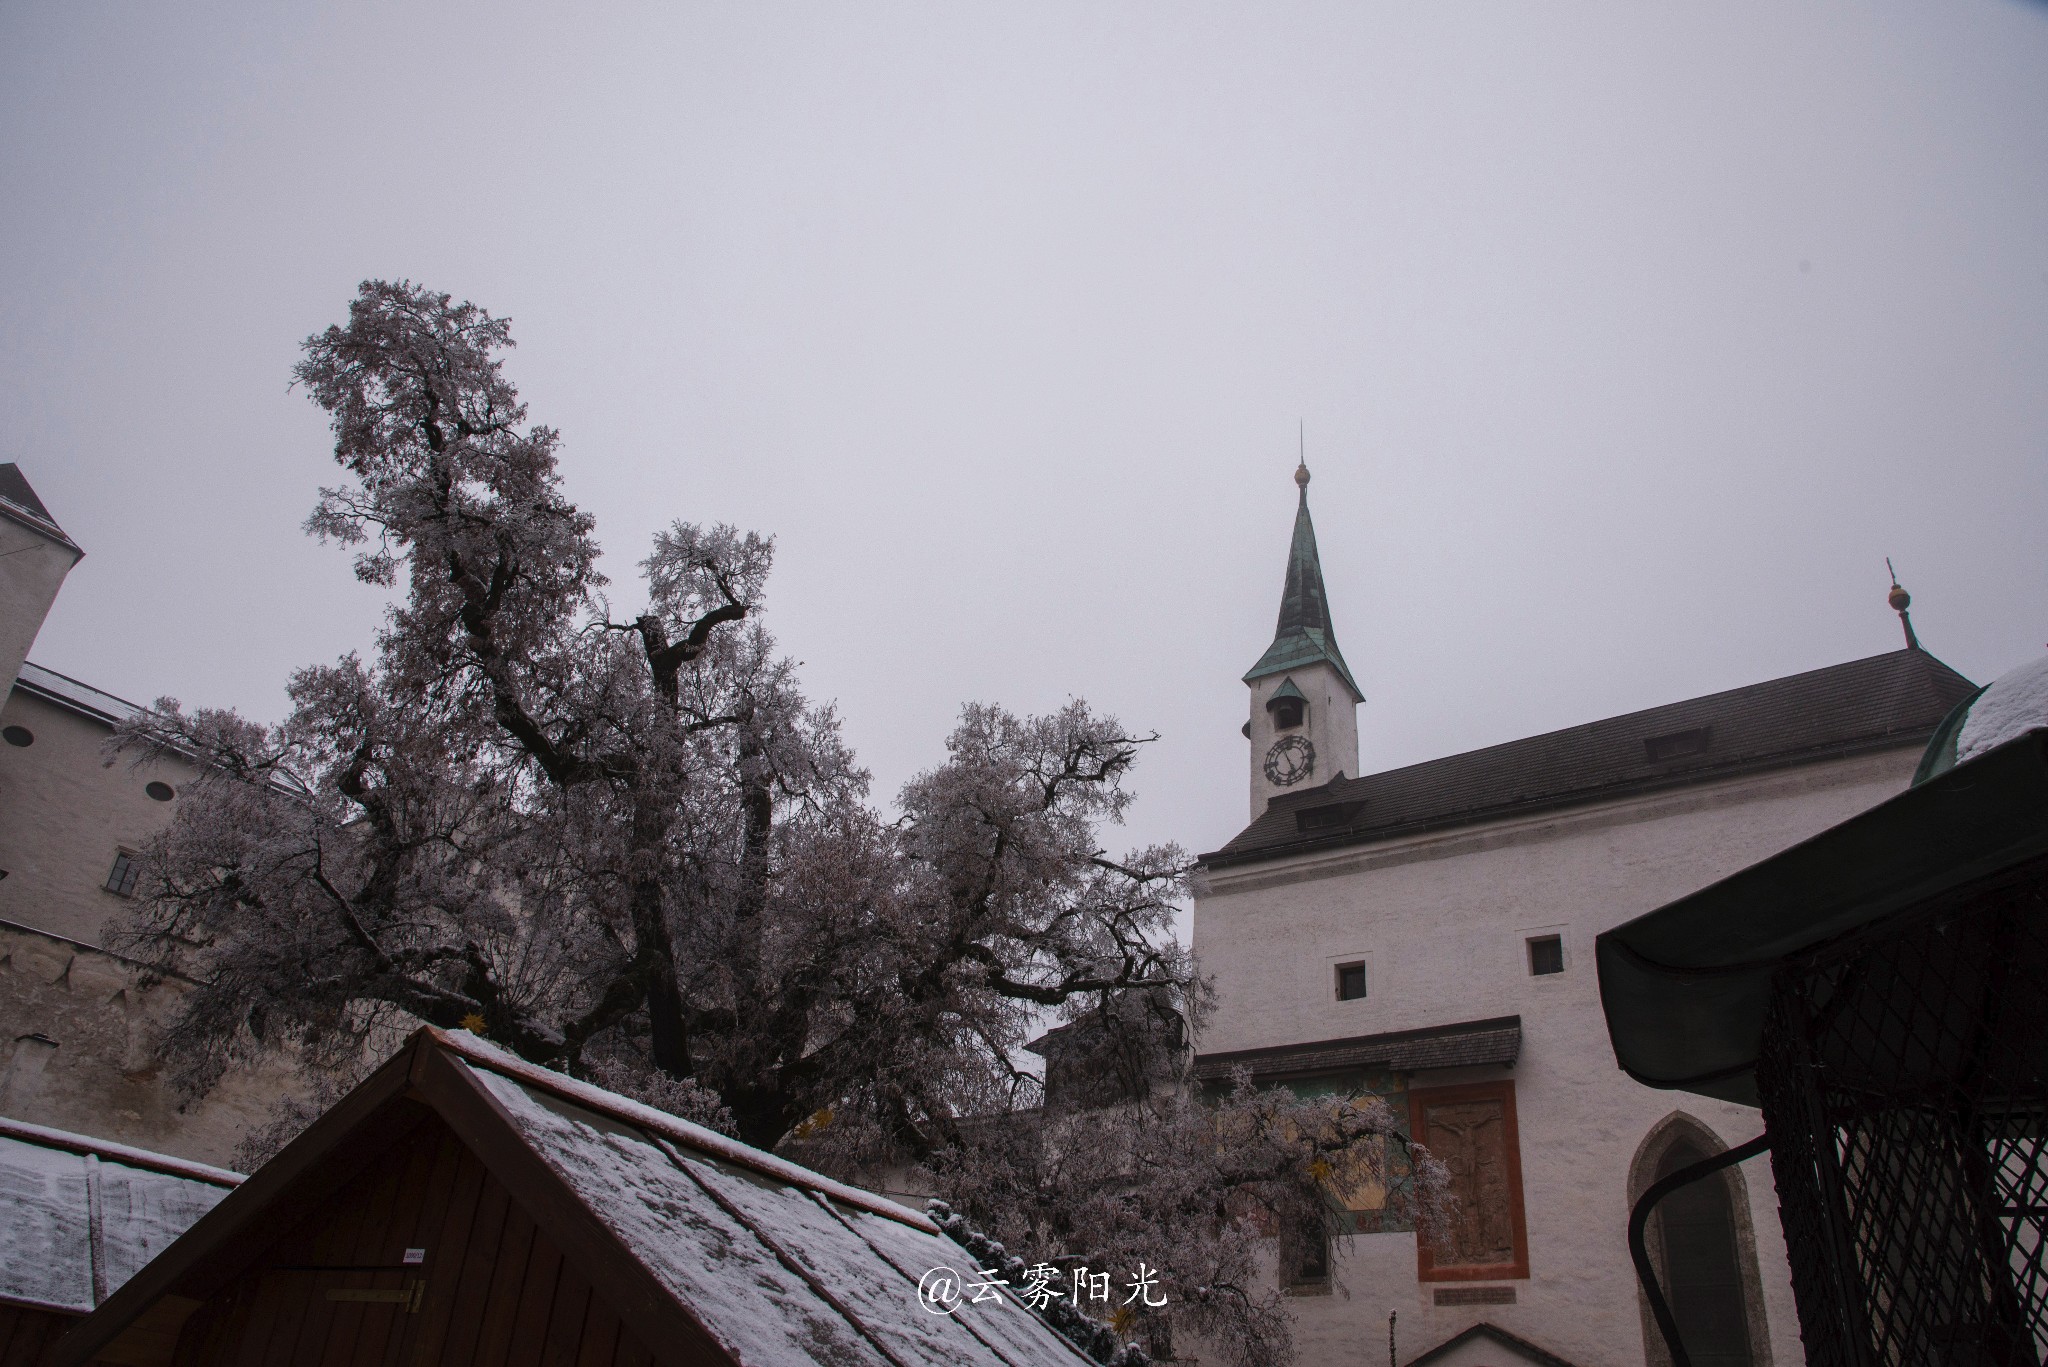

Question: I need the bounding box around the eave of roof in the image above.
[0,1116,241,1188]
[1405,1321,1586,1367]
[1597,729,2048,1107]
[1194,1015,1521,1083]
[0,463,83,561]
[12,662,142,727]
[1204,648,1977,871]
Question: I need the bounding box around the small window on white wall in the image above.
[106,851,141,899]
[1335,961,1367,1001]
[1527,935,1564,976]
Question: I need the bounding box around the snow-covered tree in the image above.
[112,280,1188,1157]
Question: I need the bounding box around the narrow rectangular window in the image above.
[1527,935,1564,976]
[1335,961,1367,1001]
[1283,1223,1331,1290]
[105,852,140,898]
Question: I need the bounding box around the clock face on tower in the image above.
[1264,735,1316,787]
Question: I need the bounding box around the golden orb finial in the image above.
[1295,460,1310,490]
[1885,558,1920,650]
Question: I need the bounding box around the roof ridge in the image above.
[0,1115,243,1186]
[432,1028,938,1232]
[1362,648,1963,782]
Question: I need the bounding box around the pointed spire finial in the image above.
[1295,421,1310,496]
[1886,558,1920,650]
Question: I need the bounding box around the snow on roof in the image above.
[439,1029,936,1232]
[0,1119,238,1315]
[13,662,143,726]
[460,1053,1100,1367]
[1957,653,2048,765]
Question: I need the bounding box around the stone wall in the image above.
[0,920,292,1168]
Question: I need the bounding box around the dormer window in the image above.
[1644,726,1712,762]
[1265,678,1308,731]
[1297,801,1365,834]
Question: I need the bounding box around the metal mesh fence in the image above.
[1755,862,2048,1367]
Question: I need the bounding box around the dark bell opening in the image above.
[1271,698,1305,730]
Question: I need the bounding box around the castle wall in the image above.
[0,685,285,1168]
[0,921,292,1168]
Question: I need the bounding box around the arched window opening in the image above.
[1655,1137,1755,1367]
[1630,1115,1771,1367]
[1271,697,1305,730]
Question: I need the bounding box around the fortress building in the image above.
[0,464,286,1167]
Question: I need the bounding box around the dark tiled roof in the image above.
[1204,648,1977,869]
[1194,1015,1521,1084]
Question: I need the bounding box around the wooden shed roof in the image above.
[48,1028,1100,1367]
[0,1117,238,1317]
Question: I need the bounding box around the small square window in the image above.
[106,852,140,899]
[1335,961,1367,1001]
[1527,935,1564,976]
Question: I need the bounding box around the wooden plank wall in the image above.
[0,1302,81,1367]
[165,1115,657,1367]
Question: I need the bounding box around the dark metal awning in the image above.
[1193,1015,1521,1085]
[1597,731,2048,1107]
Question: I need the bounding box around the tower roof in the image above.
[1243,464,1362,700]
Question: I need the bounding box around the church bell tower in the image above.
[1244,460,1362,818]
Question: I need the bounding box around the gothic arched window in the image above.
[1629,1116,1770,1367]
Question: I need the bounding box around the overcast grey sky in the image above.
[4,2,2045,866]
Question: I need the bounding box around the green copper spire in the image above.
[1243,460,1362,699]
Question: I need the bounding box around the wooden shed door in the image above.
[213,1265,426,1366]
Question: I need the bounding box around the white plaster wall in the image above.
[1247,664,1361,818]
[0,688,194,945]
[1195,745,1924,1367]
